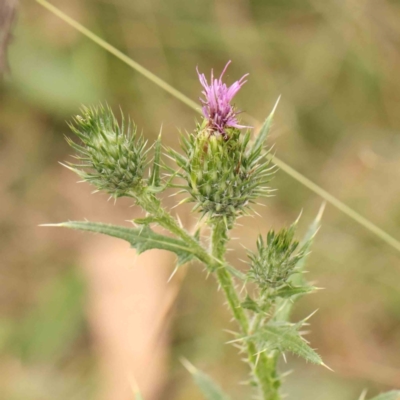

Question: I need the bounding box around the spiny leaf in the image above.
[149,132,162,188]
[274,284,316,299]
[250,96,280,154]
[368,392,400,400]
[43,221,195,266]
[241,295,261,313]
[181,359,232,400]
[294,202,325,273]
[251,322,323,365]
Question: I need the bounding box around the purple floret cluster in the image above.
[197,60,249,138]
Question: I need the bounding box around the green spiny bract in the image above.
[65,105,149,198]
[247,223,308,290]
[170,121,274,224]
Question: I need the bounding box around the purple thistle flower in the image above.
[197,60,250,138]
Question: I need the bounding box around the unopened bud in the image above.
[247,223,306,289]
[66,105,149,198]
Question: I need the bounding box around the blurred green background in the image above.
[1,0,400,399]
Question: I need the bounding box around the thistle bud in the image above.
[247,224,307,290]
[179,127,268,221]
[66,105,148,198]
[170,63,275,223]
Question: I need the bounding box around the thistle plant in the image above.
[46,61,399,400]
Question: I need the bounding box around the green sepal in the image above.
[43,221,195,266]
[182,359,232,400]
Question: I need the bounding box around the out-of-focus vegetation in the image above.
[1,0,400,399]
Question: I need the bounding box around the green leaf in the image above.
[149,132,162,188]
[182,359,231,400]
[251,321,323,365]
[250,96,280,154]
[295,202,325,273]
[241,295,261,313]
[44,221,195,266]
[368,392,400,400]
[275,284,316,299]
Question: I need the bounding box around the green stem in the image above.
[132,190,280,398]
[210,219,280,400]
[133,191,219,270]
[250,290,274,332]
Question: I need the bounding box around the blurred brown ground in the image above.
[1,0,400,399]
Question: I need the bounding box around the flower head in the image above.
[197,60,250,138]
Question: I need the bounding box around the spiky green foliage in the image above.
[169,122,275,224]
[66,105,149,197]
[249,320,323,365]
[45,221,196,266]
[235,216,323,379]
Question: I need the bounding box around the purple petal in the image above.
[197,61,249,136]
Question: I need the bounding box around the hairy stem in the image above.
[211,218,280,400]
[132,191,218,269]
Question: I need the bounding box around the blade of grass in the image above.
[272,157,400,252]
[35,0,400,254]
[35,0,199,112]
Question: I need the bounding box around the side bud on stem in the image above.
[66,105,149,198]
[248,222,308,290]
